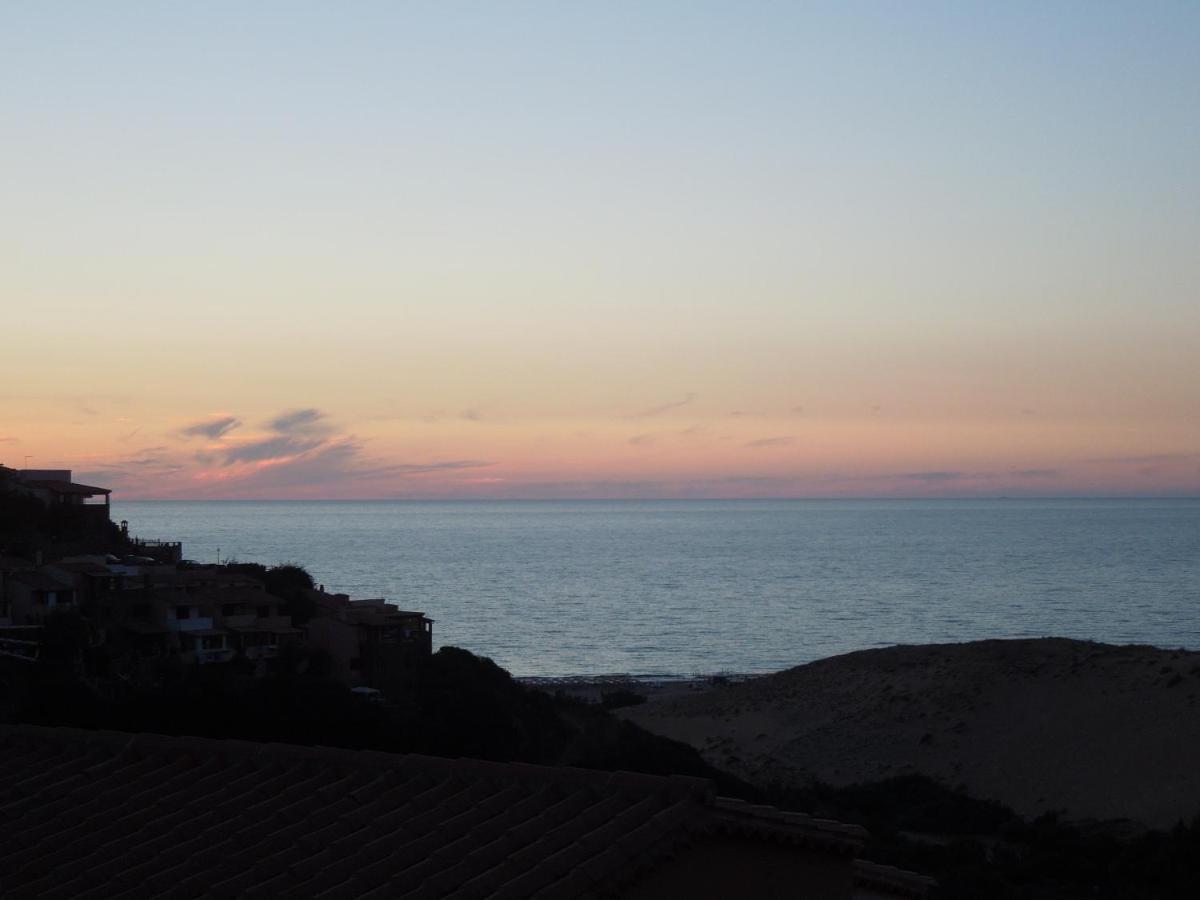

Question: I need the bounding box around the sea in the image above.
[110,499,1200,678]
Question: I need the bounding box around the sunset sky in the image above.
[3,2,1198,499]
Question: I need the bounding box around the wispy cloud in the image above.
[628,433,656,446]
[78,446,186,487]
[629,393,695,419]
[220,435,326,465]
[416,407,489,424]
[1081,452,1198,465]
[206,435,490,492]
[745,436,795,449]
[268,408,327,434]
[1011,468,1059,478]
[181,415,242,439]
[173,407,494,497]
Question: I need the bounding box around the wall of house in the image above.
[620,833,854,900]
[307,615,363,685]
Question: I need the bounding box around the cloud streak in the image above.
[629,393,695,419]
[181,415,242,439]
[220,435,326,465]
[268,408,327,434]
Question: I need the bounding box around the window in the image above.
[176,607,191,620]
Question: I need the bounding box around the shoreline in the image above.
[516,673,758,704]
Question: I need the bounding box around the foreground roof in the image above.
[0,725,867,899]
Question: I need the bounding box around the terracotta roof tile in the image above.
[0,724,882,899]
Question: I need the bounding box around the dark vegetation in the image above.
[767,776,1200,899]
[224,561,318,623]
[1,634,747,797]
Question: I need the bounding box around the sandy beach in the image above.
[618,638,1200,828]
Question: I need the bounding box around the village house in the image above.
[305,587,433,692]
[98,567,302,670]
[0,555,35,626]
[1,570,78,624]
[11,469,111,520]
[2,467,428,686]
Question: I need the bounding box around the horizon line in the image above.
[110,494,1200,502]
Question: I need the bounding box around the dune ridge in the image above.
[623,638,1200,827]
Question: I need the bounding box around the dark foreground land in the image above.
[4,637,1200,899]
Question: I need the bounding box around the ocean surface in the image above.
[111,499,1200,678]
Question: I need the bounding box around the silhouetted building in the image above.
[15,469,111,520]
[306,588,433,692]
[1,570,77,624]
[101,572,301,672]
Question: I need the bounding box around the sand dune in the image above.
[623,638,1200,828]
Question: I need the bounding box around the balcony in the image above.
[168,616,215,632]
[194,648,233,665]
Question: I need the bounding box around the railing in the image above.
[129,538,184,563]
[0,626,42,663]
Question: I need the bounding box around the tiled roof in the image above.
[46,561,113,576]
[6,571,74,591]
[0,725,866,899]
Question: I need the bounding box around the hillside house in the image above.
[15,469,111,520]
[305,588,433,692]
[2,570,78,624]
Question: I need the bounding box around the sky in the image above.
[2,2,1198,499]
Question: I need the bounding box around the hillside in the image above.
[623,638,1200,828]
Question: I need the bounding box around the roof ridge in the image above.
[711,796,868,852]
[854,858,938,896]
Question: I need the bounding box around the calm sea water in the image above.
[111,499,1200,677]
